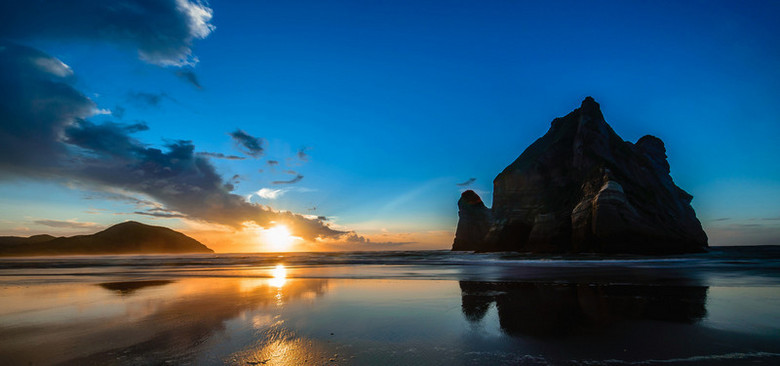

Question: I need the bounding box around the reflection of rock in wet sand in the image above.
[98,280,174,295]
[460,281,708,337]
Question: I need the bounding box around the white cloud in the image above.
[33,56,73,77]
[255,188,286,200]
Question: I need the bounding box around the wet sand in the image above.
[1,251,780,365]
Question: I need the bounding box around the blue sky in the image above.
[1,0,779,251]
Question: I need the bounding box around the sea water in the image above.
[0,247,779,365]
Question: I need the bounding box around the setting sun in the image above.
[261,225,300,252]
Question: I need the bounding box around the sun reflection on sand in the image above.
[270,264,287,288]
[231,328,334,366]
[271,264,286,307]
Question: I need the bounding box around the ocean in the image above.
[1,246,779,365]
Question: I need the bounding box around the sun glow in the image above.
[261,225,300,252]
[270,264,287,288]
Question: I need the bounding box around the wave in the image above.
[1,246,778,285]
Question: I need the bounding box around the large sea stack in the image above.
[453,97,707,254]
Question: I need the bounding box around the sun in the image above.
[261,225,299,252]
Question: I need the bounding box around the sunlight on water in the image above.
[270,264,287,288]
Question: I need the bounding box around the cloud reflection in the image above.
[0,277,329,364]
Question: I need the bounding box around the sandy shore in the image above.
[1,252,780,365]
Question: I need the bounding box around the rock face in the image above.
[0,221,213,256]
[452,190,492,251]
[453,97,707,254]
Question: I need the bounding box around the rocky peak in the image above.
[459,190,485,207]
[579,96,602,118]
[452,190,492,251]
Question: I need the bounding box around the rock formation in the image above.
[0,221,213,256]
[452,190,492,251]
[453,97,707,254]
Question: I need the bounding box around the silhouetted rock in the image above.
[452,190,492,251]
[0,221,213,256]
[454,97,707,254]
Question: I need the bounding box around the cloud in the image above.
[0,43,359,242]
[128,92,166,107]
[0,42,95,172]
[176,69,202,88]
[34,219,101,229]
[255,188,286,200]
[0,0,215,67]
[229,129,264,158]
[133,208,188,218]
[113,105,126,119]
[297,147,311,161]
[250,187,316,201]
[267,160,279,166]
[273,175,304,185]
[197,152,246,160]
[285,170,298,175]
[456,178,476,186]
[83,191,161,210]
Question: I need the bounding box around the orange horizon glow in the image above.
[182,224,455,253]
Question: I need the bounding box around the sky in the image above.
[1,0,779,252]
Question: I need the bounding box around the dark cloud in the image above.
[343,232,367,243]
[336,233,415,247]
[0,0,214,66]
[127,92,165,107]
[267,160,279,166]
[113,105,126,119]
[297,147,311,161]
[176,69,202,88]
[272,175,304,185]
[0,43,358,242]
[133,208,187,219]
[197,152,246,160]
[285,170,298,175]
[65,120,150,157]
[83,192,160,209]
[229,129,264,158]
[0,42,94,172]
[456,178,476,186]
[34,219,101,229]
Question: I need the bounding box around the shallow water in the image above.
[1,247,779,365]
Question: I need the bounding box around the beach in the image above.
[1,247,779,365]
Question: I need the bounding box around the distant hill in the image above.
[0,221,213,256]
